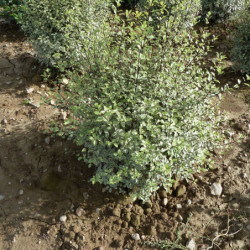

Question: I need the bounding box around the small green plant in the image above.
[230,9,250,74]
[49,1,225,201]
[18,0,110,71]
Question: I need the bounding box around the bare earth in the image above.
[0,20,249,250]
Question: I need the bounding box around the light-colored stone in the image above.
[26,87,34,94]
[0,195,5,201]
[19,189,24,195]
[59,215,67,222]
[187,199,192,205]
[186,238,196,250]
[58,165,62,172]
[62,78,69,85]
[176,204,182,209]
[45,137,50,144]
[76,207,84,217]
[60,111,67,120]
[211,182,223,196]
[162,198,168,206]
[131,233,140,241]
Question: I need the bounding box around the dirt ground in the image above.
[0,20,249,250]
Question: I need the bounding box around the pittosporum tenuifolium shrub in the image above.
[137,0,201,29]
[50,1,225,201]
[19,0,110,71]
[200,0,247,22]
[230,10,250,74]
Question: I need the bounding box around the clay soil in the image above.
[0,20,249,250]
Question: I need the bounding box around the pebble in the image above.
[186,238,196,250]
[246,224,250,230]
[112,208,121,217]
[62,78,69,85]
[26,87,34,94]
[59,215,67,222]
[187,199,192,205]
[50,100,55,105]
[0,195,5,201]
[58,165,62,172]
[176,204,182,209]
[96,208,101,214]
[177,184,186,197]
[211,182,222,196]
[60,111,67,120]
[131,233,140,241]
[44,137,50,144]
[1,119,7,125]
[19,189,24,195]
[162,198,168,206]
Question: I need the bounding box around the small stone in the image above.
[83,192,89,199]
[211,182,223,196]
[159,189,168,198]
[41,84,46,88]
[1,119,7,125]
[141,235,146,240]
[19,189,24,195]
[177,185,186,197]
[246,224,250,230]
[59,215,67,222]
[96,208,101,214]
[26,87,34,94]
[50,100,55,105]
[62,78,69,85]
[60,111,67,120]
[57,165,62,172]
[187,199,192,205]
[162,198,168,206]
[176,204,182,209]
[112,208,121,217]
[178,215,183,221]
[131,233,140,241]
[44,137,50,144]
[186,238,196,250]
[0,195,5,201]
[76,207,84,217]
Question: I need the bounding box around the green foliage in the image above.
[51,1,224,201]
[18,0,110,71]
[0,0,22,21]
[137,0,201,29]
[200,0,247,22]
[230,10,250,74]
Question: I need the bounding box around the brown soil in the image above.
[0,20,249,250]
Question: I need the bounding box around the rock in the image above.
[146,225,157,236]
[76,232,85,242]
[0,195,5,201]
[50,100,55,105]
[176,204,182,209]
[26,87,34,94]
[57,165,62,172]
[211,182,223,196]
[145,201,152,208]
[62,78,69,85]
[131,214,140,227]
[59,215,67,222]
[19,189,24,195]
[235,240,245,248]
[1,119,7,125]
[187,199,192,205]
[177,185,186,197]
[186,238,196,250]
[131,233,140,241]
[76,207,84,217]
[112,208,121,217]
[162,198,168,206]
[159,189,168,198]
[60,111,67,120]
[246,224,250,230]
[44,137,50,144]
[96,208,101,214]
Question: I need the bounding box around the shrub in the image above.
[200,0,247,22]
[51,1,224,201]
[136,0,201,29]
[18,0,110,71]
[0,0,22,21]
[230,10,250,74]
